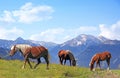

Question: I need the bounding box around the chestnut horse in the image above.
[89,51,111,71]
[9,44,50,69]
[58,50,76,66]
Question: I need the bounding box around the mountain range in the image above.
[0,34,120,69]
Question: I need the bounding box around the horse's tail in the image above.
[108,53,112,59]
[46,48,50,62]
[47,52,51,61]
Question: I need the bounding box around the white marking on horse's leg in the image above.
[107,67,110,70]
[93,68,95,71]
[22,60,27,69]
[22,65,25,69]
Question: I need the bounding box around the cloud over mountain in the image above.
[99,21,120,40]
[0,26,24,40]
[0,2,54,24]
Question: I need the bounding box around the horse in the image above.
[89,51,111,71]
[58,50,76,66]
[9,44,50,69]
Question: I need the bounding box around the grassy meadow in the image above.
[0,59,120,78]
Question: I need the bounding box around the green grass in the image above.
[0,60,120,78]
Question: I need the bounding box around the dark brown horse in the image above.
[9,44,50,69]
[58,50,76,66]
[89,51,111,71]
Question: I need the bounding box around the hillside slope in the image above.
[0,60,120,78]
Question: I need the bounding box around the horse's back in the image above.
[38,46,49,56]
[38,46,48,52]
[58,50,68,57]
[30,46,48,57]
[58,50,73,60]
[97,51,111,61]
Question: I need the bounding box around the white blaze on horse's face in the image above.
[10,45,17,56]
[11,46,15,50]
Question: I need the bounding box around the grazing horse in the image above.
[9,44,50,69]
[89,51,111,71]
[58,50,76,66]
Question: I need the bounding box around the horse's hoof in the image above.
[107,68,110,70]
[93,69,95,71]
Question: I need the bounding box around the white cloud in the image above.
[29,22,120,43]
[76,26,98,35]
[30,28,64,43]
[0,10,15,23]
[0,2,54,24]
[29,26,98,43]
[99,21,120,40]
[0,27,24,40]
[13,2,54,23]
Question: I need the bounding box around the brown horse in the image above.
[89,51,111,71]
[9,44,50,69]
[58,50,76,66]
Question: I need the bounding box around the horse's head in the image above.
[72,60,76,66]
[89,63,94,71]
[9,45,18,56]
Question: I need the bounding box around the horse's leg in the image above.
[44,56,49,69]
[106,59,110,70]
[22,55,28,69]
[94,61,98,71]
[64,59,66,65]
[22,59,27,69]
[59,57,62,64]
[96,60,100,69]
[34,58,41,69]
[69,60,71,66]
[98,61,101,69]
[61,58,63,65]
[27,59,32,69]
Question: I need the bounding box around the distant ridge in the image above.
[0,35,120,69]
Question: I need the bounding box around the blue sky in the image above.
[0,0,120,43]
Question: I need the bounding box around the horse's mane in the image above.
[89,54,97,66]
[16,44,32,48]
[13,44,32,54]
[66,50,75,61]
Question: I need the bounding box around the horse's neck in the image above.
[90,55,96,65]
[69,52,75,61]
[16,44,31,54]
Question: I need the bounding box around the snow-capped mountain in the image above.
[50,34,120,68]
[0,37,58,60]
[61,34,102,47]
[0,34,120,69]
[0,37,58,49]
[98,35,109,42]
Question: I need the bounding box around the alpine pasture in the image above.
[0,60,120,78]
